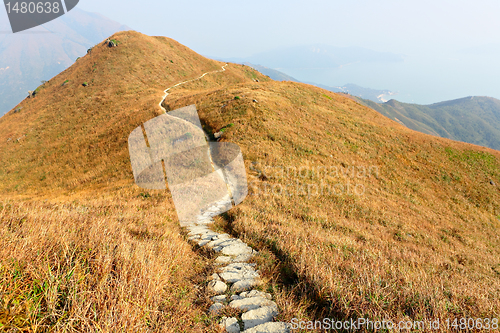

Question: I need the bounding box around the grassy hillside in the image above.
[0,31,269,331]
[0,192,221,331]
[0,31,499,331]
[359,96,500,151]
[164,79,500,326]
[0,30,269,196]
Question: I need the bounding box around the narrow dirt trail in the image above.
[158,63,228,112]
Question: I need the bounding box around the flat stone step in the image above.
[208,302,224,315]
[221,242,254,257]
[229,296,277,312]
[215,255,234,264]
[207,238,237,249]
[212,295,227,303]
[240,290,272,300]
[221,317,241,333]
[207,280,227,295]
[219,266,259,283]
[242,306,279,330]
[231,279,260,293]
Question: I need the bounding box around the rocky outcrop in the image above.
[105,38,117,47]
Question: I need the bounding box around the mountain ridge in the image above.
[0,30,270,194]
[357,95,500,151]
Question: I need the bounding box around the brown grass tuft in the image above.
[0,189,224,332]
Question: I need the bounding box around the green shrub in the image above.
[220,123,235,133]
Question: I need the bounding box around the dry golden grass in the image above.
[0,31,269,332]
[165,80,500,330]
[0,188,226,332]
[0,31,268,195]
[1,30,499,331]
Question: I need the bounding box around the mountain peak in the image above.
[0,31,268,193]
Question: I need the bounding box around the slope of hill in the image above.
[0,30,270,331]
[0,8,130,116]
[359,96,500,151]
[0,31,499,330]
[0,31,271,195]
[164,78,500,326]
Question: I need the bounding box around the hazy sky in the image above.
[3,0,498,103]
[77,0,500,57]
[74,0,500,103]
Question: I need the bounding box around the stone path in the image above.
[159,63,291,332]
[185,195,290,332]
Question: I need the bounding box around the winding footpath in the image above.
[161,65,291,332]
[158,64,228,112]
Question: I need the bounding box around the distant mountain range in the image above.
[306,83,397,103]
[0,8,129,115]
[241,63,500,151]
[357,96,500,151]
[243,63,299,82]
[243,62,396,103]
[220,44,402,103]
[224,44,403,70]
